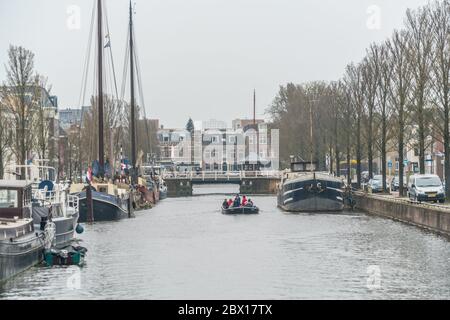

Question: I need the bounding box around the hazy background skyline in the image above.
[0,0,430,128]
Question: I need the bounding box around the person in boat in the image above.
[246,198,254,207]
[242,195,248,206]
[233,194,241,207]
[227,198,233,208]
[222,199,229,209]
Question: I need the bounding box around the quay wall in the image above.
[353,193,450,237]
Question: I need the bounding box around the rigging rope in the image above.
[104,1,119,101]
[120,24,130,103]
[133,31,153,156]
[78,1,96,108]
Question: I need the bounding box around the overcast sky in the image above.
[0,0,430,128]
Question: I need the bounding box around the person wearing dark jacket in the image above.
[233,194,241,207]
[222,199,229,209]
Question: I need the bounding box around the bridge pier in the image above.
[166,179,193,197]
[240,178,279,195]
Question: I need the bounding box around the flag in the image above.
[104,34,111,48]
[87,167,93,183]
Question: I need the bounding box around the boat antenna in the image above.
[97,0,105,178]
[129,0,137,185]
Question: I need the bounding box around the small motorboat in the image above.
[221,205,259,215]
[43,244,87,267]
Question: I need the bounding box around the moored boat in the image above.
[277,160,344,212]
[9,164,81,248]
[71,184,130,223]
[0,180,45,282]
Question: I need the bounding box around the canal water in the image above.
[1,185,450,300]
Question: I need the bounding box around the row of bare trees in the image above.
[62,97,159,182]
[268,0,450,198]
[0,45,159,182]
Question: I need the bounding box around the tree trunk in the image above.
[398,107,405,197]
[335,146,340,177]
[445,101,450,199]
[381,116,387,192]
[329,146,334,174]
[368,108,373,179]
[418,95,426,174]
[356,117,362,188]
[0,150,3,179]
[346,145,351,186]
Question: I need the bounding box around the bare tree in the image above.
[387,30,412,197]
[362,45,380,180]
[1,45,37,179]
[429,0,450,197]
[405,6,434,174]
[338,80,354,185]
[372,42,393,192]
[32,75,53,161]
[344,63,365,188]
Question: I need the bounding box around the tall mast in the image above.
[97,0,105,176]
[129,1,137,184]
[253,89,256,126]
[254,89,259,168]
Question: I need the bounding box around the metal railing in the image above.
[67,194,79,214]
[33,189,80,217]
[163,170,281,181]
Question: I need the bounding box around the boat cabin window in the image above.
[291,162,317,172]
[0,186,32,209]
[0,190,18,208]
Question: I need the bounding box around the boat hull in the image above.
[32,205,79,249]
[0,233,44,283]
[278,174,344,213]
[159,190,167,200]
[76,191,129,223]
[222,206,259,215]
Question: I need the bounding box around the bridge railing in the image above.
[162,170,281,181]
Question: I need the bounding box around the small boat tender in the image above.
[221,206,259,215]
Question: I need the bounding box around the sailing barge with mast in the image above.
[277,96,344,213]
[70,0,158,222]
[277,158,344,212]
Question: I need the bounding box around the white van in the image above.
[408,174,445,203]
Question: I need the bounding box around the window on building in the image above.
[259,135,267,144]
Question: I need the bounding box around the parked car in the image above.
[367,175,386,193]
[390,176,407,192]
[408,174,445,203]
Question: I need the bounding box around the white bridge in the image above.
[163,170,282,184]
[162,171,282,197]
